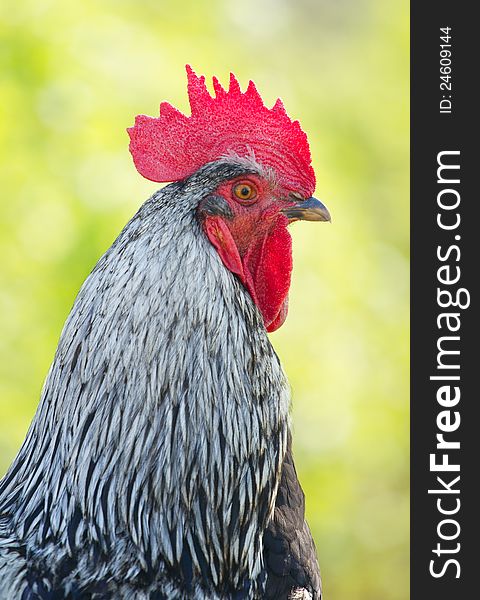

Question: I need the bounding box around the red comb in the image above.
[128,65,316,197]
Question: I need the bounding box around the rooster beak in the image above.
[282,196,331,222]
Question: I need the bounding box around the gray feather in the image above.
[0,158,294,599]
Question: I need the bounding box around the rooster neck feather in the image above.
[0,159,290,598]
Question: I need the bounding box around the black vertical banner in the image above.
[411,2,476,598]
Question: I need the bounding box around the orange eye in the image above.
[233,182,257,203]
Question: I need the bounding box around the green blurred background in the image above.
[0,1,409,598]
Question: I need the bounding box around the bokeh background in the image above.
[0,1,409,598]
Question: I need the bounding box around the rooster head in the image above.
[128,66,330,331]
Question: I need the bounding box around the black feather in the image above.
[264,433,322,599]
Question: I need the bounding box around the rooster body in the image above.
[0,69,326,599]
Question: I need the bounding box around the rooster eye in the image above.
[233,182,257,203]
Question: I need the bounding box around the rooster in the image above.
[0,66,330,599]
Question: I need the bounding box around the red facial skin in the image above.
[203,174,297,332]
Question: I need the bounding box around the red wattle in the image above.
[266,296,289,332]
[243,221,292,332]
[204,216,293,332]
